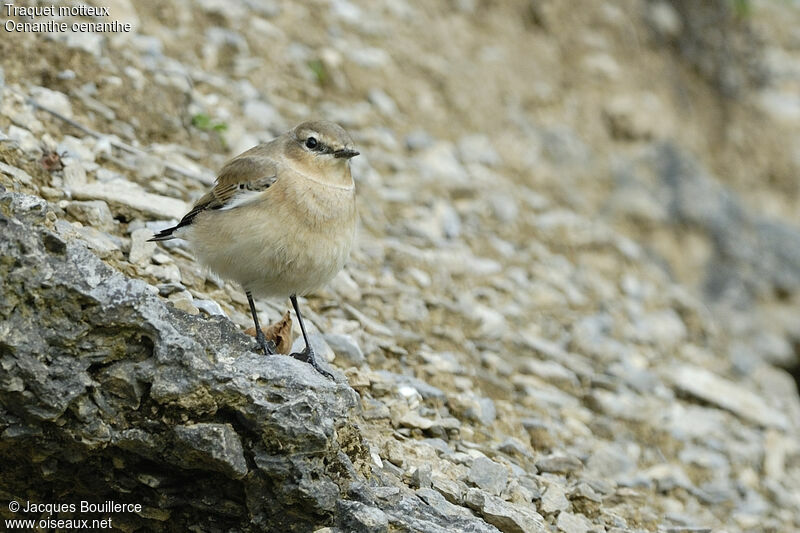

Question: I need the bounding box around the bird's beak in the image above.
[334,148,360,159]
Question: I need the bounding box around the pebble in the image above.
[416,142,467,184]
[540,483,570,514]
[65,200,116,232]
[129,227,156,266]
[672,365,789,429]
[467,456,508,496]
[70,179,189,220]
[556,511,593,533]
[535,455,583,475]
[62,160,88,188]
[75,226,121,258]
[367,89,398,116]
[168,291,199,315]
[7,125,39,153]
[30,86,73,118]
[323,333,365,366]
[416,487,472,517]
[57,136,95,162]
[0,162,33,185]
[457,134,501,166]
[466,489,547,533]
[194,299,227,317]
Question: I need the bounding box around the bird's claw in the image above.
[290,347,334,379]
[255,331,276,356]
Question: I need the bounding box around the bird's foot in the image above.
[255,329,277,355]
[290,346,334,379]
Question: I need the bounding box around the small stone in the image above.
[586,442,637,480]
[71,179,189,220]
[672,365,788,429]
[466,489,547,533]
[129,228,156,266]
[406,130,435,151]
[242,99,282,130]
[367,88,397,116]
[194,299,227,317]
[468,456,508,496]
[568,482,603,503]
[31,86,73,118]
[324,333,365,366]
[540,483,570,514]
[75,226,120,258]
[647,1,681,38]
[458,134,501,166]
[144,263,182,284]
[416,142,467,184]
[0,162,33,185]
[149,253,172,266]
[7,125,39,153]
[411,464,432,489]
[62,160,88,188]
[168,291,199,315]
[416,487,473,518]
[173,423,247,478]
[432,473,465,504]
[398,411,435,430]
[556,511,593,533]
[65,200,115,232]
[535,454,583,474]
[337,500,389,533]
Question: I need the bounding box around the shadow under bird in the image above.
[150,120,359,378]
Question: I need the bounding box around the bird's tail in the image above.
[148,226,178,242]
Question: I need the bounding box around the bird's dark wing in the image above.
[149,149,279,242]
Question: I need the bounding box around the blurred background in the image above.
[2,0,800,530]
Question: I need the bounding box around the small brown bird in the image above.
[150,120,359,377]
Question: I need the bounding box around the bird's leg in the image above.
[289,294,333,379]
[246,290,276,355]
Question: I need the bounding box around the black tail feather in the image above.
[147,226,178,242]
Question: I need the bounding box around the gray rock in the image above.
[194,298,227,317]
[70,179,188,220]
[411,464,432,489]
[672,365,788,429]
[243,99,282,130]
[336,500,389,533]
[324,333,366,366]
[367,89,397,116]
[173,423,248,478]
[0,191,366,532]
[556,512,593,533]
[382,492,502,533]
[466,488,547,533]
[540,483,570,514]
[0,161,33,186]
[405,129,435,151]
[74,226,121,258]
[416,487,473,517]
[458,134,501,166]
[129,227,156,265]
[585,442,637,480]
[468,456,509,496]
[30,86,73,118]
[65,200,115,231]
[535,454,583,475]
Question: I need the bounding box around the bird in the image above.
[149,120,359,378]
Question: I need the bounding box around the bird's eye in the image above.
[305,137,318,149]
